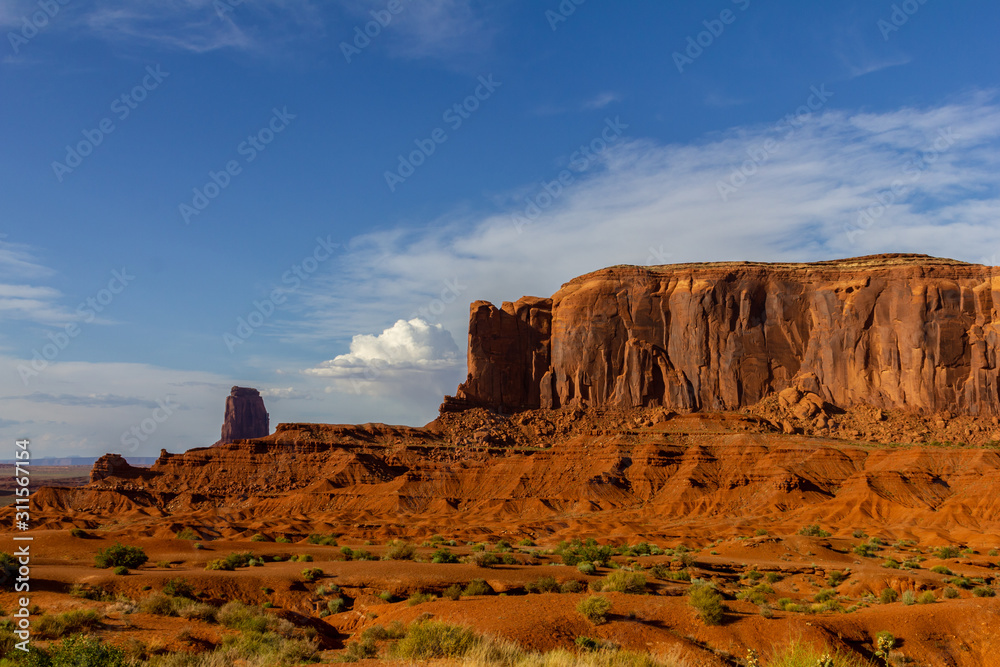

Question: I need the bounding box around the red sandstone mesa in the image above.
[444,254,1000,416]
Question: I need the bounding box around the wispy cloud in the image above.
[583,92,621,110]
[0,238,79,326]
[4,392,167,409]
[3,0,326,54]
[335,0,499,61]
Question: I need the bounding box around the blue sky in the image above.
[2,0,1000,458]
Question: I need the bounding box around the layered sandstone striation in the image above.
[446,254,1000,416]
[220,386,270,443]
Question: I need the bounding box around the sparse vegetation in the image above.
[688,583,725,625]
[524,576,560,594]
[383,540,416,561]
[206,551,256,571]
[576,596,612,625]
[556,539,613,567]
[463,579,493,597]
[36,609,101,639]
[798,525,832,538]
[175,527,199,540]
[602,571,646,594]
[94,543,148,569]
[301,567,324,582]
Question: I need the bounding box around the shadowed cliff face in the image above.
[221,386,270,443]
[447,254,1000,416]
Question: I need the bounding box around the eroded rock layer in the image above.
[447,254,1000,416]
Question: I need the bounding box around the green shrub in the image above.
[327,598,347,614]
[688,584,725,625]
[827,571,848,587]
[879,588,898,604]
[301,568,323,582]
[94,543,148,569]
[139,593,179,616]
[39,635,127,666]
[36,609,101,638]
[882,559,900,569]
[470,551,500,568]
[392,620,478,660]
[216,601,292,635]
[431,548,459,564]
[525,576,560,594]
[444,584,462,600]
[798,525,831,538]
[193,542,205,550]
[973,586,996,598]
[853,543,877,558]
[556,539,613,567]
[603,571,646,594]
[206,551,256,571]
[576,561,596,575]
[408,592,435,606]
[69,528,88,539]
[250,533,268,542]
[931,565,953,575]
[576,596,612,625]
[935,545,961,559]
[943,587,960,599]
[737,583,774,604]
[176,600,217,622]
[162,578,195,599]
[560,580,585,593]
[383,540,416,561]
[112,565,129,575]
[175,527,199,540]
[276,535,291,543]
[307,533,337,546]
[918,591,937,604]
[901,590,916,605]
[462,579,493,597]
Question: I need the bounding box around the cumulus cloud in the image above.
[305,318,460,378]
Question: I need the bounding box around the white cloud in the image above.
[0,239,80,326]
[305,318,460,377]
[259,387,313,400]
[335,0,498,61]
[583,92,621,110]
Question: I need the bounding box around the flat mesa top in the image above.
[608,253,976,272]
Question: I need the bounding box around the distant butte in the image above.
[220,386,270,443]
[443,253,1000,416]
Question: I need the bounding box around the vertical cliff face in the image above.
[443,297,552,413]
[443,255,1000,416]
[220,386,270,443]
